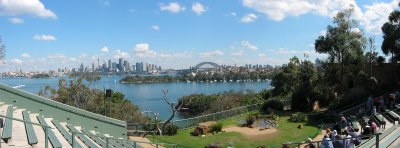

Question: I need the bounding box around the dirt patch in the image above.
[223,126,278,141]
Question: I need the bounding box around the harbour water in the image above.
[0,75,271,120]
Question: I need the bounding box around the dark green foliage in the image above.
[289,113,307,122]
[211,122,223,133]
[177,90,264,117]
[38,76,146,124]
[381,3,400,63]
[31,74,50,78]
[261,98,283,113]
[245,114,256,126]
[120,71,273,84]
[163,124,179,136]
[377,56,386,64]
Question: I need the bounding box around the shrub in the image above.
[191,127,204,136]
[261,98,284,113]
[289,112,307,122]
[245,114,256,126]
[211,122,223,133]
[164,124,179,136]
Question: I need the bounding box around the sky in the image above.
[0,0,399,72]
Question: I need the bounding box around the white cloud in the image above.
[47,54,66,59]
[11,59,22,65]
[0,0,57,19]
[231,12,237,16]
[242,0,400,35]
[160,2,186,13]
[200,50,224,58]
[151,25,160,30]
[8,17,23,24]
[319,30,327,36]
[69,58,77,61]
[21,53,31,58]
[241,41,258,50]
[192,2,206,15]
[360,0,399,34]
[276,48,301,54]
[242,0,313,21]
[258,53,266,57]
[113,49,130,59]
[79,53,88,59]
[33,34,57,41]
[101,46,109,53]
[232,50,245,56]
[240,13,257,23]
[133,43,157,58]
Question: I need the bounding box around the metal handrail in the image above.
[70,129,178,148]
[284,133,381,148]
[0,114,51,148]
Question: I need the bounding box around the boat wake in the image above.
[12,85,26,89]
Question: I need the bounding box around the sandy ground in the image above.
[129,136,165,148]
[223,126,278,141]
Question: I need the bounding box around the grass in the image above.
[149,113,320,147]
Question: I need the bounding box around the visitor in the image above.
[348,129,362,146]
[370,121,378,134]
[304,138,316,148]
[372,106,377,115]
[389,93,396,109]
[367,96,373,113]
[373,97,379,112]
[378,96,385,112]
[333,134,344,148]
[321,134,334,148]
[381,117,386,129]
[343,130,353,148]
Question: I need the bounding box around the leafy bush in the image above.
[163,123,179,136]
[191,127,204,136]
[211,122,223,133]
[245,114,256,126]
[289,112,307,122]
[261,98,283,113]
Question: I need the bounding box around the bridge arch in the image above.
[192,62,220,70]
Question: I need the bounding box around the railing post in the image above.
[72,132,75,147]
[45,127,49,148]
[174,144,177,148]
[134,141,137,148]
[106,137,109,148]
[186,119,188,128]
[376,133,380,148]
[156,144,159,148]
[343,138,345,148]
[213,113,215,121]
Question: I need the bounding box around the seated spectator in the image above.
[370,121,378,134]
[363,126,371,135]
[321,134,334,148]
[378,96,385,112]
[348,128,362,146]
[343,130,353,148]
[333,135,344,148]
[372,106,377,115]
[304,138,316,148]
[389,93,396,109]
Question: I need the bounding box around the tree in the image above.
[160,89,184,136]
[365,37,377,77]
[0,36,5,63]
[314,7,367,97]
[271,56,301,96]
[381,2,400,84]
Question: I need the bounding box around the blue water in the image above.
[0,75,271,120]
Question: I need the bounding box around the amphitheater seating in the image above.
[52,120,83,148]
[37,116,62,148]
[22,111,38,145]
[387,111,400,124]
[67,125,99,148]
[2,105,13,142]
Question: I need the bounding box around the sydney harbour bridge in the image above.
[175,62,221,73]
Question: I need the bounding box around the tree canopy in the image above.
[381,2,400,63]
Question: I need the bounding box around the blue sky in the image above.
[0,0,399,72]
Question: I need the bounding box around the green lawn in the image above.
[150,114,320,147]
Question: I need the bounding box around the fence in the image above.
[129,103,261,131]
[172,103,260,129]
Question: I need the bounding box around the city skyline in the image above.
[0,0,399,72]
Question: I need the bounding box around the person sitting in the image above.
[333,135,344,148]
[304,138,316,148]
[321,134,334,148]
[370,121,378,134]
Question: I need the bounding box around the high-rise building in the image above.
[108,59,111,69]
